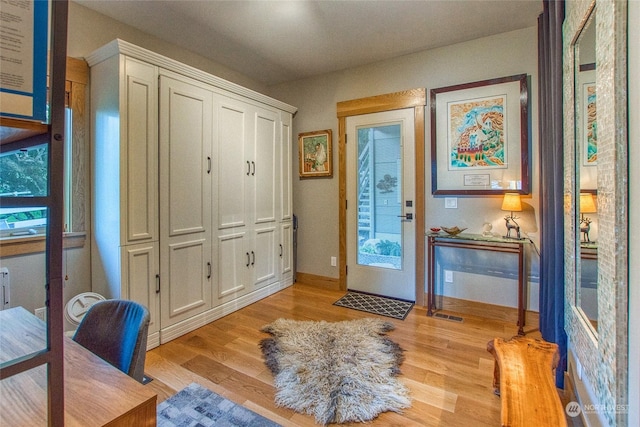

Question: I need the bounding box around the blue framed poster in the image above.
[0,0,49,122]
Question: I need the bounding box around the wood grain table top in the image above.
[1,307,157,426]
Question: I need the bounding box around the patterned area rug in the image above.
[157,383,280,427]
[334,291,414,320]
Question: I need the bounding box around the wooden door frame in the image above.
[337,89,426,305]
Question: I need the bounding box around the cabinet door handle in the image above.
[279,244,283,257]
[155,274,160,294]
[207,156,212,174]
[246,161,250,176]
[251,251,255,266]
[251,161,255,176]
[207,262,212,279]
[246,252,250,267]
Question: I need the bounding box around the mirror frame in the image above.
[573,5,598,336]
[563,0,628,424]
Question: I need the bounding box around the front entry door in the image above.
[346,109,415,301]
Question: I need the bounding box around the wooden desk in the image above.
[427,233,528,335]
[0,307,157,426]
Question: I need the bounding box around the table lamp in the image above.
[579,192,597,242]
[501,192,522,239]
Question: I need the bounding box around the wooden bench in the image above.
[487,336,567,427]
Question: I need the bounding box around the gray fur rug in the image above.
[259,318,411,425]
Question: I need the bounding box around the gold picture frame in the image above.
[299,129,332,178]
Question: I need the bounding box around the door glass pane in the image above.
[356,124,402,270]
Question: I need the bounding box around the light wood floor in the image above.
[144,282,575,426]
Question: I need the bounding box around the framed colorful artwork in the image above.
[299,129,332,178]
[430,74,530,195]
[578,65,597,193]
[582,78,597,166]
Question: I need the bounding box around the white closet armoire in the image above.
[87,40,296,348]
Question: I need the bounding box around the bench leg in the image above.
[492,359,501,396]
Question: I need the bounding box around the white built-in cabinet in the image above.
[88,40,296,348]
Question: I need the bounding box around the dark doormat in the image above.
[334,291,414,320]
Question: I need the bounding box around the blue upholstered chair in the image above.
[72,299,150,383]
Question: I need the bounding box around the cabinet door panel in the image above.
[280,113,292,221]
[216,99,249,229]
[160,76,212,236]
[280,222,292,275]
[217,232,249,300]
[162,238,210,326]
[253,226,277,289]
[122,242,160,335]
[159,74,213,328]
[124,58,158,243]
[254,109,278,225]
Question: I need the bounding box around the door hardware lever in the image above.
[397,213,413,220]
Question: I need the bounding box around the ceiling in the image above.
[74,0,543,86]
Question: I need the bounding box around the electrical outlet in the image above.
[35,307,47,322]
[444,270,453,283]
[576,358,582,380]
[331,256,337,267]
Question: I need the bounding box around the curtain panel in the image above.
[538,0,566,387]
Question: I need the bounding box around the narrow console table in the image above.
[427,233,528,335]
[580,242,597,260]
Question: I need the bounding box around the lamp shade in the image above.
[501,193,522,212]
[579,193,597,213]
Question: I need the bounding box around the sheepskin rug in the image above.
[259,318,411,425]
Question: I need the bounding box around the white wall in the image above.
[0,245,91,331]
[0,8,541,316]
[67,2,267,94]
[70,4,540,311]
[269,26,540,308]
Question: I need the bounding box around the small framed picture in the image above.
[299,129,332,178]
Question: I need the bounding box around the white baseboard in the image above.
[158,278,293,345]
[146,331,160,350]
[566,349,607,427]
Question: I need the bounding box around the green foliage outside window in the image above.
[0,144,48,197]
[0,144,49,229]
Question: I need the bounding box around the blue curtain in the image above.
[538,0,566,388]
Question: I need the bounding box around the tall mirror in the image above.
[574,10,597,334]
[564,0,628,424]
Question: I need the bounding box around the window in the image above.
[0,108,72,236]
[0,57,88,255]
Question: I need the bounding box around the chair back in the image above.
[72,299,150,382]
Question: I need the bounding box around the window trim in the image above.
[0,57,88,256]
[0,232,85,257]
